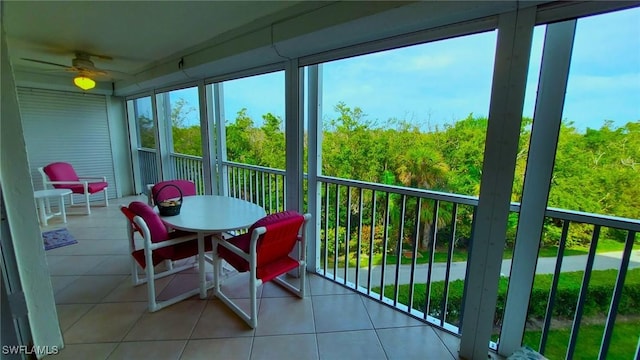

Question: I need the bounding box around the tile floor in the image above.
[42,195,461,360]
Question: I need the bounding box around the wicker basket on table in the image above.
[154,184,182,216]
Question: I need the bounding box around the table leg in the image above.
[198,232,206,299]
[37,198,48,226]
[59,195,67,223]
[45,196,52,215]
[212,235,219,296]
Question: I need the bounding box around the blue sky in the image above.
[167,7,639,132]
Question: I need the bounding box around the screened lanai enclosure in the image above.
[4,1,639,359]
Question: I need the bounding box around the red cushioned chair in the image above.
[38,162,108,215]
[214,210,311,328]
[150,179,197,206]
[121,201,214,312]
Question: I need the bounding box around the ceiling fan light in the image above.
[73,76,95,90]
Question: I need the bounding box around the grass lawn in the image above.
[521,320,639,360]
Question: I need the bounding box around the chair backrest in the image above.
[152,180,197,203]
[251,211,305,266]
[43,162,79,182]
[120,205,143,235]
[126,201,169,243]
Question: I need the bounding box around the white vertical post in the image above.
[499,19,576,356]
[459,7,535,360]
[154,92,173,181]
[307,64,323,272]
[198,81,214,195]
[213,83,228,196]
[1,28,63,351]
[285,59,304,212]
[150,93,164,182]
[126,100,143,194]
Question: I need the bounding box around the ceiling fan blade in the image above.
[21,58,71,69]
[75,51,113,61]
[89,53,113,61]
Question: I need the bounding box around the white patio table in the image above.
[157,195,266,298]
[34,189,73,226]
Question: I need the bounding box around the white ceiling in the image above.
[2,1,314,84]
[7,1,623,96]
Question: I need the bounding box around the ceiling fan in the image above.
[21,51,115,90]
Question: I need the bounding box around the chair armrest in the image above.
[45,180,87,186]
[147,233,199,250]
[218,227,266,264]
[217,237,253,261]
[78,176,107,182]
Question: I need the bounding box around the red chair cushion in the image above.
[43,162,79,182]
[129,201,169,243]
[131,233,213,269]
[218,211,304,281]
[219,233,299,281]
[126,201,213,269]
[44,162,107,193]
[152,180,197,202]
[255,214,304,265]
[248,210,301,235]
[219,233,251,272]
[65,182,108,194]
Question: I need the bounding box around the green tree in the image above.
[171,97,202,156]
[137,114,155,148]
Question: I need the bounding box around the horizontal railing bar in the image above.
[545,207,640,231]
[223,161,286,176]
[169,152,203,161]
[318,176,638,231]
[319,175,480,206]
[598,231,637,359]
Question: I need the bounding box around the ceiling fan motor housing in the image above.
[72,57,95,70]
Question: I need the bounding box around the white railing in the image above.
[134,153,639,358]
[316,175,639,359]
[137,148,158,188]
[317,175,478,334]
[222,161,286,214]
[169,153,205,194]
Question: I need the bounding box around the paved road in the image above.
[333,250,640,287]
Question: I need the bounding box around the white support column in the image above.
[150,93,165,182]
[127,100,143,194]
[499,19,576,356]
[213,83,228,196]
[307,64,323,272]
[154,92,173,181]
[285,59,304,212]
[459,7,536,360]
[198,81,214,195]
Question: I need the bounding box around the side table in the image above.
[34,189,73,226]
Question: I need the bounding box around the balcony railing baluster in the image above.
[355,188,364,288]
[367,190,377,294]
[425,200,439,320]
[334,184,340,280]
[345,186,352,284]
[134,154,639,356]
[323,181,329,277]
[566,225,601,359]
[441,203,458,326]
[393,194,407,307]
[379,192,391,301]
[408,197,421,313]
[540,219,570,353]
[599,230,637,359]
